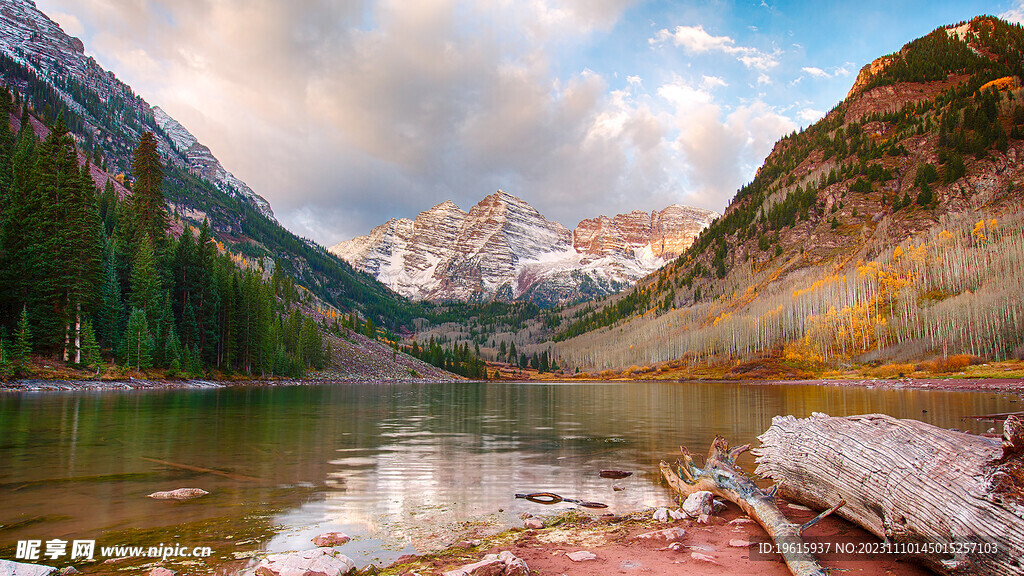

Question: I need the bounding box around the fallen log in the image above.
[660,436,843,576]
[754,413,1024,576]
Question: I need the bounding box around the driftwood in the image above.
[754,413,1024,576]
[660,436,843,576]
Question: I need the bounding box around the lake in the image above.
[0,380,1019,569]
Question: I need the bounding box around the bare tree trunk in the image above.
[74,303,81,365]
[754,413,1024,576]
[660,436,843,576]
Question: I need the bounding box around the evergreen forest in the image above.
[0,90,327,378]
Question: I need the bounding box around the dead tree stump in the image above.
[754,412,1024,576]
[661,436,843,576]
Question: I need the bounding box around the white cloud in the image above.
[39,0,800,243]
[736,49,779,71]
[36,0,681,242]
[651,24,736,53]
[650,24,778,70]
[701,75,728,90]
[801,66,830,78]
[834,63,854,77]
[797,107,824,124]
[657,78,795,207]
[1002,1,1024,23]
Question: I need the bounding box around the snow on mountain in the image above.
[330,191,718,306]
[152,106,274,219]
[0,0,275,219]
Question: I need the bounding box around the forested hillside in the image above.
[0,91,328,377]
[550,16,1024,373]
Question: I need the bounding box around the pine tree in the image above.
[128,132,167,248]
[0,117,34,324]
[129,234,160,323]
[0,328,10,377]
[165,325,183,375]
[13,308,31,373]
[181,301,200,353]
[96,241,125,352]
[153,291,175,367]
[98,179,119,236]
[25,112,78,356]
[194,220,220,364]
[123,308,152,370]
[64,161,103,363]
[79,320,102,372]
[186,343,202,376]
[299,316,325,369]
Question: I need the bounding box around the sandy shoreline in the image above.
[199,504,932,576]
[0,376,461,392]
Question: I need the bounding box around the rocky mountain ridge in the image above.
[330,191,717,306]
[548,15,1024,372]
[0,0,274,219]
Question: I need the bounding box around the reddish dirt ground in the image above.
[392,502,933,576]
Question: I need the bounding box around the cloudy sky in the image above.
[36,0,1022,246]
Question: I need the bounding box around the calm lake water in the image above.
[0,381,1020,568]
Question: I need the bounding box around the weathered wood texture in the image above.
[754,412,1024,576]
[661,436,841,576]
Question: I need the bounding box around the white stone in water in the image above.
[311,532,351,547]
[147,488,208,500]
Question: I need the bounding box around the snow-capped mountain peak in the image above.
[330,191,718,306]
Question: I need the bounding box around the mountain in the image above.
[0,0,438,338]
[547,16,1024,373]
[329,190,717,306]
[0,0,273,219]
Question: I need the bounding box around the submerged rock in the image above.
[311,532,351,547]
[147,488,209,500]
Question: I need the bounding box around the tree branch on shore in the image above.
[660,436,842,576]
